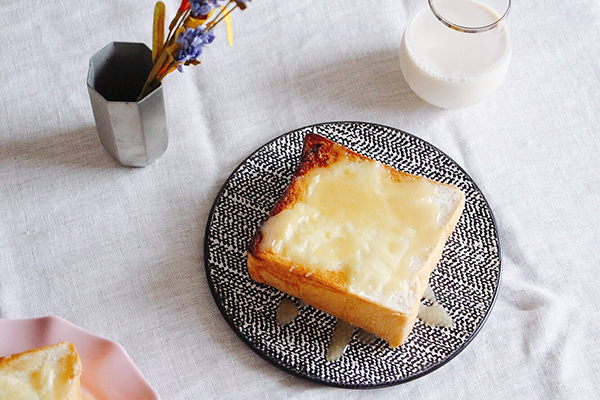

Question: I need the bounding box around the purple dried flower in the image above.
[189,0,219,17]
[174,26,216,64]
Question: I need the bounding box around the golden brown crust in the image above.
[247,133,465,347]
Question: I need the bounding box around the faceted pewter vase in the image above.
[87,42,168,167]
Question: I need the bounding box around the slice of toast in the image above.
[0,342,83,400]
[247,133,465,347]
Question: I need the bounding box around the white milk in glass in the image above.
[399,0,511,108]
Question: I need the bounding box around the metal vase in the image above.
[87,42,168,167]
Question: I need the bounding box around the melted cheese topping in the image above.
[261,157,444,312]
[0,343,81,400]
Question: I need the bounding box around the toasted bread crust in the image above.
[0,342,83,400]
[247,134,464,347]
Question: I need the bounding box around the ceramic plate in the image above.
[0,316,160,399]
[204,121,501,387]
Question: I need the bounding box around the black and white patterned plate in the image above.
[204,122,501,388]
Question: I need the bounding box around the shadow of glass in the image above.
[279,49,439,116]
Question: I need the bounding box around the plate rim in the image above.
[203,120,502,388]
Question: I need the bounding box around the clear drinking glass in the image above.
[399,0,511,108]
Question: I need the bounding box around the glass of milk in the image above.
[399,0,511,108]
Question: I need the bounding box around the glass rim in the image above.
[428,0,511,33]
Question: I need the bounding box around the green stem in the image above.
[137,50,170,101]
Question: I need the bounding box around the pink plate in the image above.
[0,316,160,400]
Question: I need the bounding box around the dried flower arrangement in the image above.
[137,0,250,100]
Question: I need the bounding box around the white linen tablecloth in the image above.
[1,0,599,398]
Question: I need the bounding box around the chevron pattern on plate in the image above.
[204,121,501,388]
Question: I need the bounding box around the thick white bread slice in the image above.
[247,134,465,347]
[0,342,83,400]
